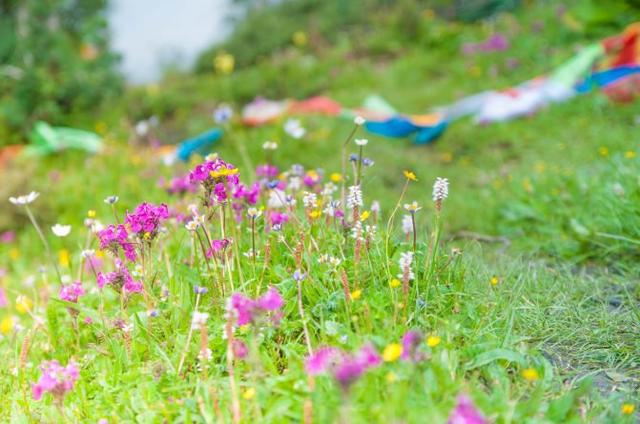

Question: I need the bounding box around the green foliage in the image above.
[0,0,122,146]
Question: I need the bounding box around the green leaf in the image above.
[465,348,526,370]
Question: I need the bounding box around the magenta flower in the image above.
[400,330,425,362]
[32,360,79,402]
[233,183,260,205]
[256,164,279,179]
[97,224,136,262]
[125,202,169,237]
[59,281,85,303]
[232,340,248,359]
[0,230,15,244]
[189,158,240,189]
[167,175,197,195]
[269,211,289,226]
[305,347,341,375]
[0,287,7,308]
[228,286,284,326]
[447,395,486,424]
[305,343,381,390]
[97,261,143,294]
[206,238,230,258]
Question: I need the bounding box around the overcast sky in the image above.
[109,0,232,84]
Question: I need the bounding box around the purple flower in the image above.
[232,340,248,359]
[305,347,341,375]
[305,343,381,390]
[60,281,85,303]
[167,175,197,195]
[400,330,425,362]
[256,164,279,179]
[97,261,143,294]
[194,285,209,295]
[0,287,7,308]
[228,286,284,326]
[97,224,136,262]
[32,360,79,402]
[125,202,169,237]
[269,211,289,226]
[206,238,230,258]
[447,395,486,424]
[0,230,15,244]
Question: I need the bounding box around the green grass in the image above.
[1,1,639,422]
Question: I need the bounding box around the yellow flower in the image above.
[359,211,370,222]
[16,296,32,314]
[292,31,307,47]
[214,52,235,75]
[426,335,441,347]
[522,368,539,382]
[87,210,96,218]
[59,249,70,268]
[9,248,19,261]
[598,146,609,157]
[490,277,500,286]
[242,387,256,400]
[96,250,105,258]
[403,170,417,181]
[390,278,401,288]
[625,150,636,159]
[94,121,108,135]
[330,173,342,183]
[621,403,635,415]
[382,343,403,362]
[0,316,14,335]
[309,210,321,220]
[522,178,533,193]
[350,290,362,300]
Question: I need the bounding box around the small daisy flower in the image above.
[354,138,368,146]
[9,191,39,205]
[403,201,421,213]
[354,116,366,126]
[51,224,72,237]
[104,195,119,205]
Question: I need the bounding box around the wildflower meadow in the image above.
[1,1,639,423]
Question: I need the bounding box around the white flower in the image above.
[135,120,149,137]
[302,192,317,208]
[267,189,287,208]
[90,220,104,233]
[323,200,340,217]
[403,201,421,213]
[51,224,71,237]
[262,141,278,150]
[104,195,119,205]
[432,177,449,202]
[198,348,213,362]
[346,185,363,209]
[213,104,233,124]
[247,207,262,219]
[288,176,302,191]
[398,251,415,281]
[402,215,413,235]
[81,249,95,258]
[9,191,39,205]
[371,200,380,213]
[192,311,209,330]
[60,275,72,284]
[185,220,199,231]
[350,221,364,241]
[354,116,366,126]
[354,138,368,146]
[284,118,306,139]
[321,182,337,197]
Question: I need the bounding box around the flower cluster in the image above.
[32,360,79,402]
[97,224,136,262]
[59,281,85,303]
[189,157,240,203]
[97,260,143,294]
[125,202,169,238]
[305,343,382,390]
[228,286,284,326]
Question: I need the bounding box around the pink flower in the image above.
[256,164,279,179]
[167,175,197,195]
[305,343,381,390]
[59,281,85,303]
[125,202,169,236]
[0,230,15,244]
[97,224,136,262]
[206,238,230,258]
[232,340,248,359]
[32,360,79,402]
[305,347,340,375]
[0,287,7,308]
[269,211,289,226]
[97,261,142,294]
[228,286,284,326]
[447,395,486,424]
[400,330,425,362]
